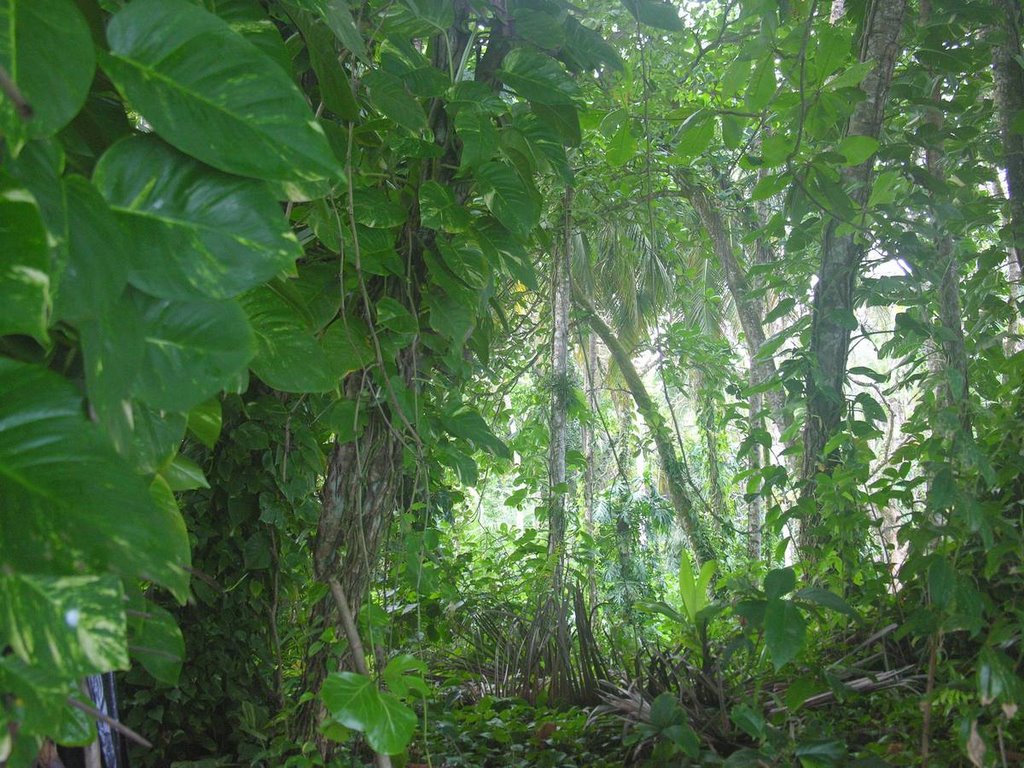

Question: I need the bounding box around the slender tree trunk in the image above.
[547,190,572,589]
[696,380,726,526]
[993,0,1024,271]
[922,57,970,434]
[800,0,907,552]
[679,179,789,440]
[747,379,764,560]
[582,331,599,607]
[544,189,574,703]
[576,294,718,565]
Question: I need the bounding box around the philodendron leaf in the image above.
[764,599,806,671]
[241,284,373,393]
[0,180,50,342]
[0,360,191,601]
[498,49,578,105]
[0,574,128,677]
[0,0,95,145]
[187,399,223,449]
[620,0,684,31]
[290,0,369,63]
[364,69,428,133]
[55,176,129,323]
[383,654,429,698]
[764,567,795,601]
[475,161,539,238]
[128,602,184,686]
[0,655,90,747]
[442,407,510,458]
[95,137,302,301]
[322,671,417,755]
[132,291,255,413]
[420,181,470,232]
[455,108,498,171]
[162,454,210,491]
[101,0,337,184]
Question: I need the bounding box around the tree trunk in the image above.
[576,294,718,565]
[545,189,575,702]
[697,382,726,526]
[800,0,907,552]
[547,190,572,589]
[993,0,1024,271]
[582,331,599,607]
[747,379,764,560]
[921,48,970,434]
[293,7,481,745]
[681,180,789,439]
[294,372,404,748]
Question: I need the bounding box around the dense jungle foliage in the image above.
[2,0,1024,765]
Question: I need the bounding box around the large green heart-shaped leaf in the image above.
[290,0,370,63]
[0,360,191,600]
[498,49,578,106]
[442,406,510,458]
[764,599,806,671]
[455,108,498,171]
[195,0,293,73]
[54,176,129,323]
[129,404,188,476]
[419,181,470,232]
[0,575,128,678]
[128,600,184,685]
[0,181,50,342]
[79,295,144,456]
[322,671,417,755]
[132,291,255,412]
[620,0,683,31]
[100,0,337,184]
[0,655,89,747]
[471,217,536,289]
[0,0,95,145]
[364,69,429,133]
[95,137,302,301]
[241,283,373,392]
[474,161,539,238]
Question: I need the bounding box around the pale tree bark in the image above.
[581,330,599,607]
[681,180,789,439]
[576,293,718,565]
[992,0,1024,271]
[800,0,907,552]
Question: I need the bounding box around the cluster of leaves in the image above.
[424,696,625,768]
[0,0,620,759]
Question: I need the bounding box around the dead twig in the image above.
[67,696,152,749]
